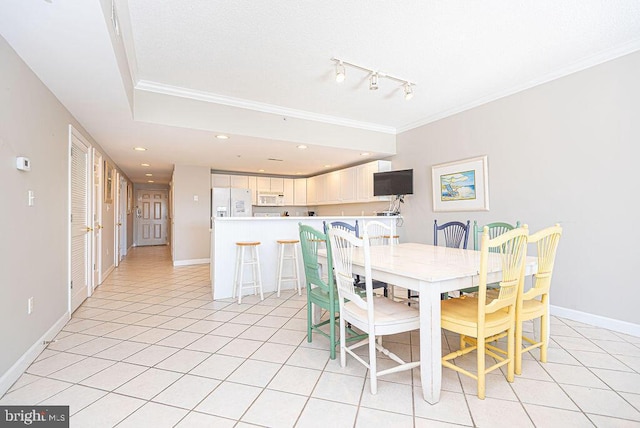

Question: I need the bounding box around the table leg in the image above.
[419,282,442,404]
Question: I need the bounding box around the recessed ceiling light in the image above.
[148,180,154,183]
[216,135,229,140]
[133,147,147,151]
[360,152,370,156]
[324,164,331,168]
[141,163,150,167]
[296,172,303,175]
[145,173,153,176]
[258,169,265,172]
[297,145,307,149]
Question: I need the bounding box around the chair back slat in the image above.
[481,226,528,315]
[522,224,562,301]
[434,220,470,249]
[473,220,521,252]
[328,227,368,310]
[298,223,333,296]
[363,220,396,246]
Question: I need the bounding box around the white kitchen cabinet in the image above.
[306,175,317,205]
[325,171,340,204]
[339,167,357,202]
[315,174,327,204]
[294,179,307,206]
[248,176,258,205]
[270,177,284,193]
[230,175,249,189]
[211,173,231,188]
[257,177,284,193]
[257,177,271,192]
[283,179,294,205]
[356,160,392,202]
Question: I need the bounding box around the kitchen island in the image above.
[210,216,400,300]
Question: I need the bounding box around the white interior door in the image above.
[93,149,103,290]
[114,172,121,267]
[136,189,168,246]
[119,176,127,259]
[70,128,91,313]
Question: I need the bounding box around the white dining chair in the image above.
[328,226,420,395]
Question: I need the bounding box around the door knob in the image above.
[85,227,93,232]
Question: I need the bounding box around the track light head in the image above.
[335,61,345,83]
[404,83,414,100]
[369,73,379,91]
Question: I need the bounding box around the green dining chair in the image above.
[458,220,521,296]
[299,223,365,359]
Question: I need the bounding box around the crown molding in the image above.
[397,39,640,133]
[135,80,397,135]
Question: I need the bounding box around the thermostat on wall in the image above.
[16,157,31,171]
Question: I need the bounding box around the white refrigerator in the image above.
[212,188,253,218]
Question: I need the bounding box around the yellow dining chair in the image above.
[440,225,529,399]
[514,224,562,374]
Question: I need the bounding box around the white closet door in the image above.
[70,131,91,313]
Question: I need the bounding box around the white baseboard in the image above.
[551,305,640,337]
[0,312,70,396]
[101,264,115,282]
[173,258,209,267]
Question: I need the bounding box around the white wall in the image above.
[394,50,640,326]
[172,165,211,264]
[0,35,131,392]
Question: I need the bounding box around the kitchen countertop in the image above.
[213,215,400,221]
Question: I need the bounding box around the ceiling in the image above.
[1,1,640,185]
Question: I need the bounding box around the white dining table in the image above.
[318,242,538,404]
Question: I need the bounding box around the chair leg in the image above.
[339,315,347,368]
[238,246,245,304]
[255,246,264,301]
[507,325,515,382]
[540,313,548,363]
[307,298,313,344]
[477,335,486,400]
[369,333,378,394]
[515,319,523,375]
[329,304,336,360]
[276,243,283,297]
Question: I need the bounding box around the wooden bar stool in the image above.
[233,241,264,304]
[276,239,301,297]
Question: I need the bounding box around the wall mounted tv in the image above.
[373,169,414,196]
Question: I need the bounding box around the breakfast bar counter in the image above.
[210,216,399,300]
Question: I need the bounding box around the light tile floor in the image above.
[2,246,640,427]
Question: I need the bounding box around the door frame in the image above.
[68,125,93,312]
[92,149,103,290]
[114,171,121,268]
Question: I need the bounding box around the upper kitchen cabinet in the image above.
[325,171,340,204]
[230,175,249,188]
[257,177,285,193]
[339,167,357,202]
[294,179,307,206]
[306,175,317,205]
[356,160,392,202]
[211,173,231,188]
[283,179,294,205]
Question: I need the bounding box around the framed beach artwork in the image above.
[431,155,489,212]
[104,161,113,204]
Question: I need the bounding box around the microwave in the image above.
[257,192,285,206]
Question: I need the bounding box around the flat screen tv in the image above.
[373,169,413,196]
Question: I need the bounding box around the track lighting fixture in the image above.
[335,61,345,83]
[404,83,414,100]
[369,73,379,90]
[331,57,416,100]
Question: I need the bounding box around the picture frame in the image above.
[104,160,113,204]
[431,155,489,212]
[127,183,133,214]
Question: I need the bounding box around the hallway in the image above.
[1,246,640,427]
